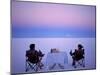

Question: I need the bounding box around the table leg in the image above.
[58,63,64,69]
[49,63,56,70]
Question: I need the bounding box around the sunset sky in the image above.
[12,1,96,38]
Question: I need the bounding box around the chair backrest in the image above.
[26,50,39,63]
[74,49,84,61]
[76,49,84,55]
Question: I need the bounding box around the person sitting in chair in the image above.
[70,44,85,68]
[26,44,44,70]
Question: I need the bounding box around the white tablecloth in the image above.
[46,52,68,67]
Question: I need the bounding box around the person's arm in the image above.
[26,50,30,57]
[26,51,29,61]
[26,51,28,57]
[83,49,85,55]
[38,50,44,57]
[70,50,73,56]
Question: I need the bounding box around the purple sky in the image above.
[12,1,96,38]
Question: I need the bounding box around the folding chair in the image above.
[70,49,85,68]
[25,52,44,72]
[74,56,85,68]
[25,57,39,72]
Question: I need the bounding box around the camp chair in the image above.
[25,56,40,72]
[25,51,44,72]
[70,49,85,68]
[74,56,85,68]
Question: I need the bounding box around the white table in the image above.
[46,52,68,70]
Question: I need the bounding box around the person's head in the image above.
[78,44,83,49]
[51,49,53,53]
[30,44,35,50]
[75,49,77,51]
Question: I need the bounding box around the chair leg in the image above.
[82,59,85,67]
[36,65,38,72]
[26,61,33,72]
[72,60,77,68]
[49,63,56,70]
[26,61,29,72]
[77,58,85,68]
[73,63,77,68]
[26,68,28,72]
[26,61,41,72]
[38,62,44,69]
[33,64,38,72]
[58,63,64,69]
